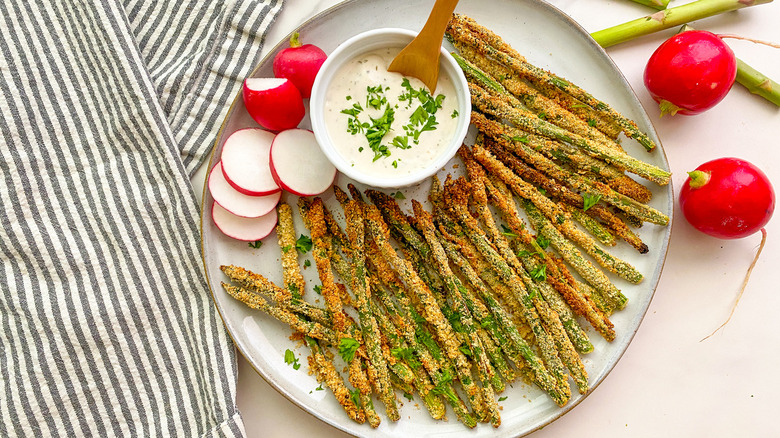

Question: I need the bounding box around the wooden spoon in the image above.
[387,0,460,92]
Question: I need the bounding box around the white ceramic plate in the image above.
[200,0,673,436]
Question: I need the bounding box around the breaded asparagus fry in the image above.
[364,203,490,417]
[413,200,502,426]
[479,175,617,341]
[469,82,670,185]
[447,13,656,151]
[221,282,337,345]
[443,177,588,394]
[451,49,627,156]
[306,337,366,425]
[277,203,306,299]
[471,145,644,284]
[343,196,400,421]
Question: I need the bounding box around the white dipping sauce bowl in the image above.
[309,28,471,188]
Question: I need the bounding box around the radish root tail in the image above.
[701,228,768,342]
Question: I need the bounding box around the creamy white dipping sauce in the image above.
[322,47,460,177]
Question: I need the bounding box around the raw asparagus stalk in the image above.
[736,58,780,106]
[591,0,774,48]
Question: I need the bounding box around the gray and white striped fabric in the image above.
[0,0,282,436]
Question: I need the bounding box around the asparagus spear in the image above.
[459,146,595,354]
[522,199,628,310]
[342,196,400,421]
[369,297,447,420]
[306,198,383,426]
[447,13,658,151]
[471,111,658,219]
[220,264,331,325]
[565,203,618,247]
[443,177,589,394]
[276,203,307,300]
[305,337,366,425]
[469,83,671,185]
[367,242,477,428]
[471,144,645,284]
[479,175,618,341]
[736,58,780,106]
[413,200,503,426]
[221,282,338,345]
[451,49,628,156]
[628,0,670,10]
[591,0,773,48]
[364,202,491,417]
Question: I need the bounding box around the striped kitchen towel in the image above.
[0,0,282,436]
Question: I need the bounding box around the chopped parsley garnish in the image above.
[583,193,602,211]
[341,76,446,162]
[284,349,301,370]
[500,224,517,238]
[248,240,263,248]
[295,234,312,253]
[338,337,360,363]
[391,191,406,200]
[530,264,547,282]
[536,234,551,250]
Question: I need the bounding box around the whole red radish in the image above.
[680,157,774,340]
[680,157,774,239]
[272,32,327,98]
[243,77,305,131]
[644,30,737,116]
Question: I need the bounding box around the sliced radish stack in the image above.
[270,129,337,197]
[243,78,305,131]
[221,128,280,196]
[212,202,278,241]
[208,161,280,218]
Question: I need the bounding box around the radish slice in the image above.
[208,161,281,218]
[243,78,305,131]
[221,128,280,196]
[212,201,278,241]
[270,129,337,197]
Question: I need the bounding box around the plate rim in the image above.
[199,0,674,436]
